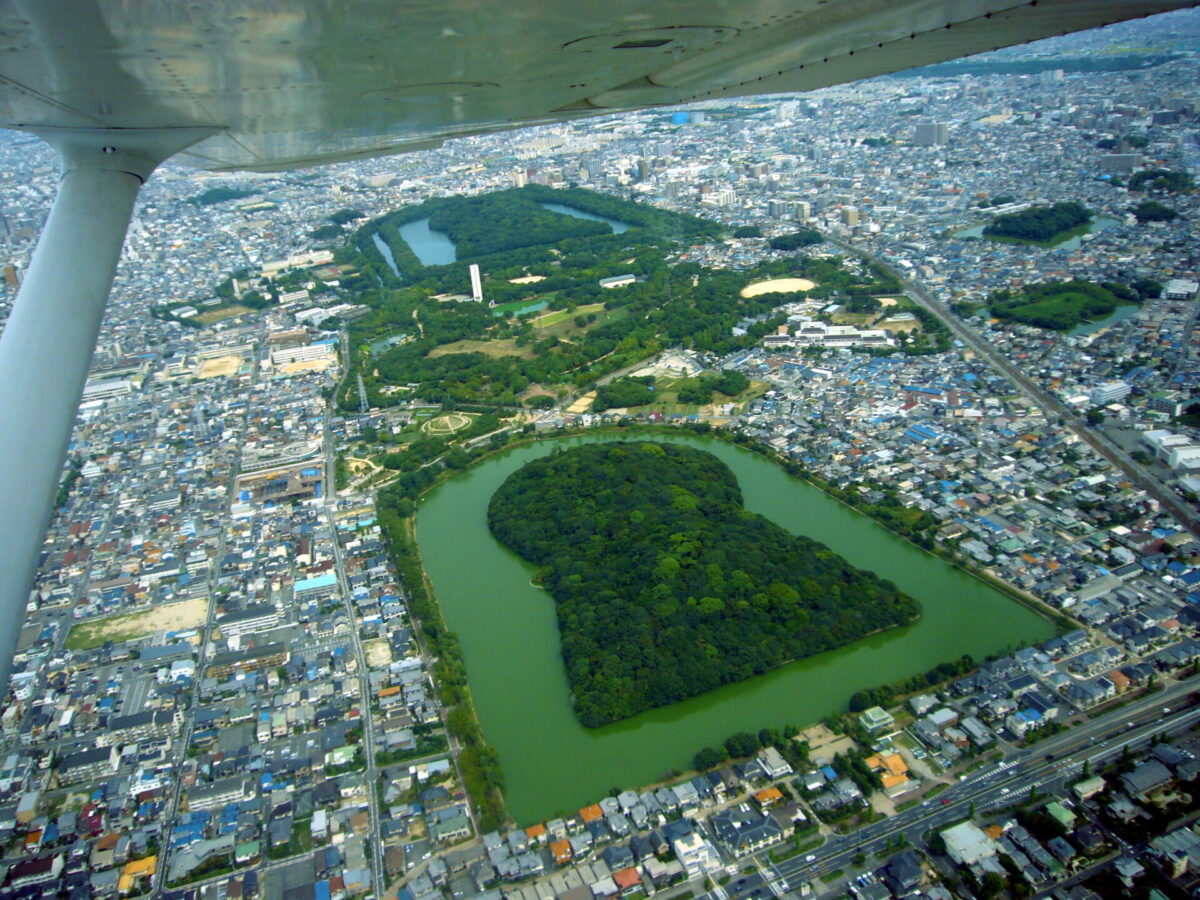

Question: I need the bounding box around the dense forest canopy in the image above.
[521,184,722,240]
[592,377,656,412]
[1128,168,1195,194]
[1131,200,1179,222]
[427,193,610,258]
[328,187,902,411]
[982,202,1091,243]
[362,185,722,276]
[487,442,920,726]
[769,229,824,251]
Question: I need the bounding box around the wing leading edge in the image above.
[0,0,1193,171]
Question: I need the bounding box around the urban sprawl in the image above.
[1,13,1200,900]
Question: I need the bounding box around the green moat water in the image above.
[415,432,1054,824]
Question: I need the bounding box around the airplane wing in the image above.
[0,0,1192,171]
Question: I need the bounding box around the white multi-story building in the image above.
[670,831,721,877]
[1089,380,1130,405]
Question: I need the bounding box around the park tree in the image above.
[693,746,726,771]
[723,732,760,759]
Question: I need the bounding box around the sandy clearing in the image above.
[740,278,817,298]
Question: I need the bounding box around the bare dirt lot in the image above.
[193,305,252,325]
[281,357,335,375]
[197,355,244,378]
[364,638,393,668]
[66,597,209,650]
[798,723,858,763]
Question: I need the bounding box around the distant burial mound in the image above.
[982,201,1091,244]
[487,441,920,726]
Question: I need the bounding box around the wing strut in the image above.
[0,128,213,693]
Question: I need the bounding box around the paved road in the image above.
[325,406,387,896]
[726,680,1200,895]
[1168,293,1199,383]
[151,434,236,893]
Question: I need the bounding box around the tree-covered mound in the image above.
[1128,168,1195,194]
[363,185,722,278]
[988,280,1138,331]
[982,202,1091,243]
[487,442,920,726]
[1131,200,1178,223]
[769,229,824,251]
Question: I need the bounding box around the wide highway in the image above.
[703,679,1200,900]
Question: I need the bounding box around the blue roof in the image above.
[295,572,338,593]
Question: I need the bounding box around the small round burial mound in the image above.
[423,413,473,436]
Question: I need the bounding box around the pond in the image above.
[540,202,631,234]
[416,432,1054,823]
[491,300,548,318]
[954,215,1121,250]
[371,231,401,280]
[1067,302,1140,337]
[398,217,457,266]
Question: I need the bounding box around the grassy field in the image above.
[536,305,625,340]
[428,304,618,360]
[427,339,535,359]
[829,311,879,326]
[192,304,252,325]
[530,303,606,329]
[874,295,917,314]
